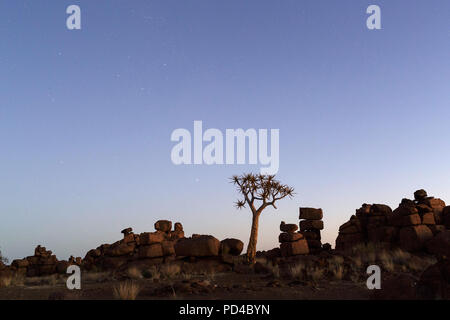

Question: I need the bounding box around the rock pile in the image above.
[279,221,309,257]
[83,221,184,270]
[5,220,244,278]
[10,245,74,277]
[336,189,450,253]
[299,208,324,253]
[82,220,243,272]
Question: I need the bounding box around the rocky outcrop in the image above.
[277,207,327,257]
[5,220,243,277]
[279,221,309,257]
[8,245,79,278]
[299,208,324,253]
[335,190,449,254]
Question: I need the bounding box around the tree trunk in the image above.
[246,212,260,264]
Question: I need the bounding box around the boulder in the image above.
[335,233,364,251]
[370,204,392,216]
[154,220,172,233]
[299,208,323,220]
[302,230,321,240]
[12,259,29,269]
[367,216,387,227]
[443,206,450,229]
[140,231,167,245]
[425,230,450,258]
[421,212,436,225]
[414,189,428,201]
[356,204,371,217]
[416,204,433,214]
[423,197,446,209]
[123,233,137,244]
[139,244,164,259]
[39,255,57,265]
[280,239,309,256]
[399,225,433,251]
[34,245,52,258]
[339,225,360,234]
[306,239,322,249]
[168,230,185,241]
[161,241,176,256]
[388,213,421,227]
[174,222,183,231]
[102,256,128,269]
[416,259,450,299]
[393,205,418,216]
[121,227,133,236]
[279,232,303,242]
[428,225,446,235]
[56,261,70,274]
[368,226,398,243]
[85,249,101,259]
[220,238,244,256]
[280,221,298,233]
[371,274,417,300]
[105,242,135,257]
[300,220,324,231]
[39,265,56,276]
[174,235,220,257]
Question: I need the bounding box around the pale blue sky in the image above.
[1,1,449,260]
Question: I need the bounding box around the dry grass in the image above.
[83,271,110,283]
[328,256,345,280]
[0,274,12,288]
[287,262,305,279]
[179,272,193,280]
[347,242,437,274]
[25,274,60,287]
[256,257,280,278]
[160,264,181,279]
[266,263,280,278]
[126,267,142,280]
[142,266,160,280]
[113,281,141,300]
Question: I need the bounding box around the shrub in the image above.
[113,281,140,300]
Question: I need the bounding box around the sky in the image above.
[1,0,449,260]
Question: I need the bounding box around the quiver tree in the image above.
[231,173,294,264]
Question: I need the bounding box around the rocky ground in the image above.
[0,246,448,300]
[0,270,371,300]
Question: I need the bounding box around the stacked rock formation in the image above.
[336,189,450,253]
[10,245,74,277]
[82,221,184,270]
[279,221,309,257]
[81,220,243,272]
[299,208,324,253]
[6,220,244,278]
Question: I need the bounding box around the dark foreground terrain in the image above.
[1,245,448,300]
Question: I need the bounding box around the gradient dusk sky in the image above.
[1,1,449,260]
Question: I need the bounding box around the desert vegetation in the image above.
[232,173,294,263]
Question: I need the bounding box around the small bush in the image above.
[126,267,142,280]
[113,281,140,300]
[160,264,181,279]
[0,274,12,287]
